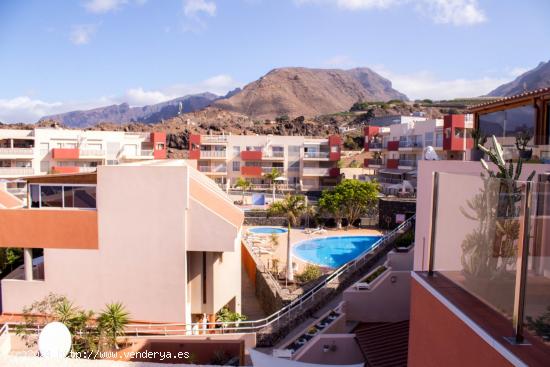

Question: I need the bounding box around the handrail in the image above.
[124,215,415,334]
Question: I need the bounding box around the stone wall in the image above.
[378,198,416,230]
[244,210,287,226]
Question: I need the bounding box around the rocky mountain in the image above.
[488,60,550,96]
[211,67,408,119]
[40,92,219,127]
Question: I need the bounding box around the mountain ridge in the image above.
[488,60,550,97]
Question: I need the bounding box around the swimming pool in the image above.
[293,235,382,268]
[249,227,288,235]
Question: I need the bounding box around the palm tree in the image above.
[235,177,251,204]
[98,302,130,350]
[268,194,307,284]
[264,168,282,203]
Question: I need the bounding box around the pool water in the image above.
[293,235,382,268]
[249,227,288,235]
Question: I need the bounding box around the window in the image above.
[479,105,536,140]
[156,143,165,150]
[425,132,434,146]
[288,161,300,171]
[288,145,300,157]
[30,184,96,209]
[123,144,138,156]
[232,161,240,172]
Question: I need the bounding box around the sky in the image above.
[0,0,549,122]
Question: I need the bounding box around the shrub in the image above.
[394,230,415,248]
[296,264,322,283]
[364,266,387,283]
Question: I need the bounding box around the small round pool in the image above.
[293,235,382,268]
[249,227,288,235]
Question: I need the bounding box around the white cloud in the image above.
[373,66,508,100]
[70,24,97,45]
[420,0,486,26]
[507,67,528,78]
[0,75,240,123]
[183,0,217,17]
[83,0,128,13]
[296,0,486,26]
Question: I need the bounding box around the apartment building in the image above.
[470,87,550,160]
[188,133,342,191]
[0,128,167,178]
[409,160,550,366]
[363,115,473,192]
[0,160,244,324]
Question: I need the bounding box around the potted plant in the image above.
[470,128,487,161]
[306,326,318,336]
[515,130,533,160]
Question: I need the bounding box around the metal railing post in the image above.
[511,181,532,344]
[427,172,439,276]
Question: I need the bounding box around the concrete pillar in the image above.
[23,248,33,281]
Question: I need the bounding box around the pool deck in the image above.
[244,226,384,275]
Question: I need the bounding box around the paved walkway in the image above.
[241,267,267,321]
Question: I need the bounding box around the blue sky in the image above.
[0,0,548,122]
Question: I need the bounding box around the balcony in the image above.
[397,159,417,168]
[201,135,228,144]
[199,150,227,159]
[398,141,423,150]
[198,165,227,174]
[0,147,34,158]
[121,149,154,160]
[368,142,383,151]
[304,151,330,160]
[303,167,331,176]
[79,149,105,158]
[386,159,399,169]
[241,166,262,177]
[52,166,96,174]
[366,158,384,168]
[377,177,402,184]
[426,172,550,352]
[387,141,399,151]
[263,151,285,160]
[0,167,34,176]
[52,148,79,160]
[241,150,263,161]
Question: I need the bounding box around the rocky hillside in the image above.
[212,67,407,119]
[40,92,219,127]
[488,60,550,96]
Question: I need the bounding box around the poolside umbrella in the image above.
[273,176,287,201]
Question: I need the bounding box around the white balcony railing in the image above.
[304,152,329,159]
[263,151,285,159]
[398,159,417,167]
[80,149,105,157]
[78,167,97,173]
[0,147,34,156]
[201,135,228,144]
[199,166,227,173]
[200,150,227,159]
[0,167,34,175]
[303,167,330,176]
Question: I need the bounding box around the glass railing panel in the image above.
[524,179,550,344]
[433,172,526,319]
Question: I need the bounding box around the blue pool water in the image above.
[293,235,382,268]
[249,227,288,235]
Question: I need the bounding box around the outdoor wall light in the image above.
[391,275,397,283]
[322,343,337,353]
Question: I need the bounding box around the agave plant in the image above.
[478,135,535,182]
[98,302,130,350]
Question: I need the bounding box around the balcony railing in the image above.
[398,159,417,167]
[304,152,329,159]
[80,149,105,157]
[398,141,423,148]
[368,142,383,149]
[377,177,402,184]
[198,165,227,173]
[303,167,330,176]
[367,159,384,166]
[0,167,34,175]
[263,151,285,159]
[428,172,550,345]
[201,135,228,144]
[0,147,34,156]
[200,150,227,159]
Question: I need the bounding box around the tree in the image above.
[98,302,130,350]
[268,195,307,283]
[326,180,379,228]
[318,190,345,229]
[0,248,22,275]
[235,177,251,204]
[264,168,282,203]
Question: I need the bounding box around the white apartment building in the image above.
[188,133,343,191]
[0,128,167,178]
[364,114,473,191]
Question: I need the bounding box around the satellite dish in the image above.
[424,146,440,161]
[38,322,72,359]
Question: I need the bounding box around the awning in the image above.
[378,168,411,175]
